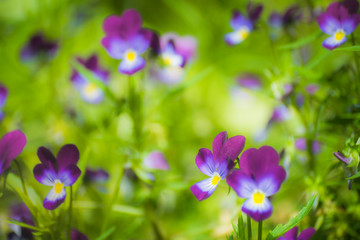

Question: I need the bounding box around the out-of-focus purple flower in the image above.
[295,138,321,154]
[101,9,153,75]
[334,151,352,165]
[20,33,58,61]
[305,84,319,95]
[71,229,88,240]
[144,151,169,170]
[296,93,305,107]
[270,105,290,123]
[317,0,360,50]
[71,55,109,104]
[236,74,261,90]
[247,2,264,23]
[9,203,34,239]
[84,167,109,183]
[0,130,27,176]
[33,144,81,210]
[191,132,246,201]
[277,226,316,240]
[227,146,286,221]
[269,5,302,28]
[0,84,8,121]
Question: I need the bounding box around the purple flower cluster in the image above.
[20,33,58,61]
[269,5,302,29]
[277,226,315,240]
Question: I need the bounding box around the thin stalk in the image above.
[351,33,360,100]
[247,215,252,240]
[14,160,28,196]
[68,186,73,240]
[258,221,262,240]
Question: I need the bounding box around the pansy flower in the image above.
[0,84,8,121]
[84,167,109,183]
[227,146,286,221]
[20,33,58,61]
[71,229,88,240]
[143,151,169,170]
[101,9,153,75]
[269,5,302,29]
[33,144,81,210]
[190,131,246,201]
[9,203,34,239]
[0,130,27,176]
[317,0,360,50]
[71,55,109,104]
[277,226,316,240]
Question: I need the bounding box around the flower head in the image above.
[227,146,286,221]
[317,0,360,50]
[71,55,109,104]
[190,131,246,201]
[143,151,169,170]
[0,130,27,176]
[269,5,302,28]
[33,144,81,210]
[101,9,153,75]
[71,229,88,240]
[277,226,316,240]
[20,33,58,61]
[84,167,109,183]
[0,84,8,121]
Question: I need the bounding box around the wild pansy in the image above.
[225,3,263,45]
[237,74,261,90]
[277,226,316,240]
[71,229,88,240]
[84,167,109,183]
[269,5,302,29]
[71,55,109,104]
[317,0,360,50]
[20,33,58,61]
[33,144,81,210]
[144,151,169,170]
[190,131,246,201]
[0,84,8,121]
[227,146,286,221]
[0,130,27,176]
[9,203,34,239]
[101,9,153,75]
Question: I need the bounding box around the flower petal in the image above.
[118,56,145,75]
[212,131,228,165]
[37,147,57,170]
[220,135,246,162]
[58,164,81,186]
[225,31,247,45]
[298,228,316,240]
[56,144,80,170]
[283,226,298,240]
[0,84,8,108]
[195,148,215,176]
[129,29,152,54]
[71,229,89,240]
[144,151,169,170]
[33,164,57,186]
[322,34,347,50]
[43,187,66,210]
[257,165,286,196]
[190,177,218,201]
[101,36,128,59]
[317,13,340,35]
[341,14,360,34]
[226,169,257,198]
[231,11,253,30]
[242,197,272,222]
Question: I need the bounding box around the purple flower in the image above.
[190,131,246,201]
[9,203,34,239]
[33,144,81,210]
[84,167,109,183]
[144,151,169,170]
[277,226,316,240]
[317,0,360,50]
[0,130,27,176]
[247,2,264,23]
[20,33,58,61]
[71,229,88,240]
[101,9,153,75]
[236,74,261,90]
[0,84,8,121]
[333,151,352,165]
[227,146,286,221]
[305,84,319,95]
[295,138,321,154]
[71,55,109,104]
[269,5,302,28]
[270,105,290,123]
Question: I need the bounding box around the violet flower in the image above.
[0,130,27,176]
[9,203,34,239]
[277,226,316,240]
[71,229,88,240]
[84,167,109,183]
[190,131,246,201]
[0,84,8,121]
[317,0,360,50]
[71,55,109,104]
[144,151,169,170]
[237,74,262,90]
[269,5,302,28]
[20,33,58,61]
[101,9,153,75]
[227,146,286,221]
[295,138,321,154]
[33,144,81,210]
[305,84,319,95]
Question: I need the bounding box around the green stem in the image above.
[247,215,252,240]
[14,160,28,196]
[68,186,73,240]
[258,221,262,240]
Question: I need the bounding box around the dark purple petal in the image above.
[283,227,298,240]
[342,0,359,14]
[317,13,340,35]
[150,31,161,55]
[71,229,89,240]
[220,135,246,162]
[37,147,57,170]
[283,5,302,26]
[195,148,215,176]
[144,151,169,170]
[0,130,27,175]
[101,36,128,59]
[119,9,142,40]
[190,177,218,201]
[58,164,81,186]
[84,168,109,182]
[298,227,316,240]
[56,144,79,170]
[257,165,286,196]
[84,55,98,70]
[334,151,351,165]
[226,169,257,198]
[242,197,272,222]
[212,131,228,165]
[43,187,66,210]
[327,2,342,18]
[247,2,263,22]
[0,84,8,108]
[239,146,280,180]
[271,105,289,122]
[118,55,145,75]
[103,15,123,36]
[33,164,57,186]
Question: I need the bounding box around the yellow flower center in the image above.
[211,175,221,186]
[163,57,171,65]
[126,51,136,61]
[85,83,98,94]
[54,181,64,194]
[335,30,345,41]
[238,28,250,40]
[253,192,265,204]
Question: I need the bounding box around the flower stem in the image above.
[258,221,262,240]
[14,160,28,196]
[68,186,73,240]
[247,215,252,240]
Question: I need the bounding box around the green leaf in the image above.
[95,226,117,240]
[278,31,322,50]
[305,51,332,70]
[333,45,360,51]
[346,171,360,180]
[228,232,234,240]
[238,215,245,240]
[265,194,318,240]
[7,219,48,232]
